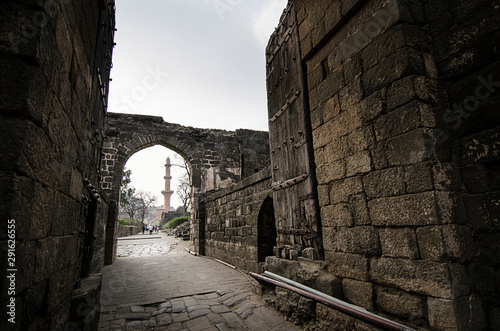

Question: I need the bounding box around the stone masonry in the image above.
[202,0,500,330]
[0,0,115,329]
[1,0,499,330]
[291,0,499,329]
[101,112,270,263]
[204,167,273,273]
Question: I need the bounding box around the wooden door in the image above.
[266,2,323,259]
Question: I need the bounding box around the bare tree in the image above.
[122,195,141,220]
[136,190,157,223]
[174,155,191,214]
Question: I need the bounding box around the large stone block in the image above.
[375,286,427,326]
[346,126,375,155]
[326,0,412,68]
[348,194,370,226]
[359,89,386,124]
[338,79,364,112]
[379,227,419,259]
[309,69,345,110]
[342,53,362,86]
[370,141,389,170]
[314,136,348,163]
[404,162,433,193]
[374,101,423,141]
[312,122,335,149]
[363,47,425,96]
[428,296,486,330]
[315,303,355,330]
[346,151,372,176]
[53,192,81,237]
[35,237,79,284]
[315,272,343,299]
[342,279,374,310]
[308,63,325,94]
[431,162,462,191]
[368,191,438,226]
[0,117,58,189]
[387,76,446,111]
[322,94,342,124]
[435,191,466,224]
[316,159,345,185]
[385,128,436,166]
[325,252,369,281]
[361,22,430,72]
[329,176,363,204]
[332,226,380,256]
[363,167,405,198]
[69,274,102,331]
[369,257,470,299]
[0,55,48,120]
[322,227,336,252]
[416,225,475,263]
[48,266,75,312]
[321,203,353,228]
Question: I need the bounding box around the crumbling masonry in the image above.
[0,0,499,330]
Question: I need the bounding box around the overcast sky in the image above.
[108,0,287,209]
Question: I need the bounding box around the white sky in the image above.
[109,0,287,209]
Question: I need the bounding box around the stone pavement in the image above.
[98,232,301,330]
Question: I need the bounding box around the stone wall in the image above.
[0,0,114,329]
[117,225,140,238]
[101,113,270,261]
[280,0,500,329]
[204,168,273,273]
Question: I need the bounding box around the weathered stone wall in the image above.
[101,113,270,260]
[117,225,140,238]
[0,0,114,329]
[236,129,272,178]
[282,0,500,329]
[204,168,273,273]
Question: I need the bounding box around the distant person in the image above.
[142,223,145,234]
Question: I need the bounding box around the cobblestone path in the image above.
[98,232,301,330]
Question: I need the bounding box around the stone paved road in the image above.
[99,232,301,330]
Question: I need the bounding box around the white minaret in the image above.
[161,157,174,211]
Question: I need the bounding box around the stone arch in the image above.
[257,195,277,263]
[101,112,270,263]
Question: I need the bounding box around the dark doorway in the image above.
[258,196,277,262]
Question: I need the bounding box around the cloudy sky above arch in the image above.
[109,0,287,209]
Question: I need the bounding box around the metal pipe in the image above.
[250,272,413,331]
[213,258,236,269]
[264,271,367,312]
[184,247,197,256]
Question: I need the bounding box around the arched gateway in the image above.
[101,112,270,263]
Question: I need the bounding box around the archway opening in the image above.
[257,196,277,263]
[107,144,193,259]
[121,145,191,226]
